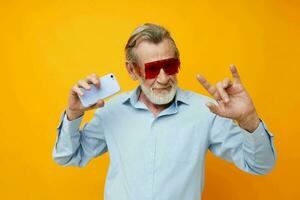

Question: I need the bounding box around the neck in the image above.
[138,90,174,117]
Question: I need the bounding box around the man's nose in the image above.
[156,68,169,84]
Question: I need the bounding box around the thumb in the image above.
[205,102,220,115]
[95,99,105,108]
[87,99,105,110]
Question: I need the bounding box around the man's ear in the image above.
[125,61,139,80]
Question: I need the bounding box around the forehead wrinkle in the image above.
[135,38,176,65]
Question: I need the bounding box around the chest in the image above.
[103,109,210,164]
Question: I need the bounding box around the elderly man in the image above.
[52,23,276,200]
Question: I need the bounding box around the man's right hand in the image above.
[66,74,105,121]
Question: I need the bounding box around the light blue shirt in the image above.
[52,86,277,200]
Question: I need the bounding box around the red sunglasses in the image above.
[143,57,180,79]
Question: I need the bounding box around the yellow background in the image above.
[0,0,299,199]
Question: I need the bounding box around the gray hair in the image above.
[125,23,180,66]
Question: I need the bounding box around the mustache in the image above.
[151,80,177,90]
[152,86,171,89]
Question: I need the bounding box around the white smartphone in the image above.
[79,73,121,107]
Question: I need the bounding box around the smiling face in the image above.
[128,38,179,105]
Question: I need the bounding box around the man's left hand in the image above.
[196,64,260,133]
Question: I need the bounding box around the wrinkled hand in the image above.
[197,64,260,132]
[66,74,105,121]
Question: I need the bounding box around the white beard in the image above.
[139,78,178,105]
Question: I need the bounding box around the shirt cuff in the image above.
[57,111,84,136]
[241,118,274,144]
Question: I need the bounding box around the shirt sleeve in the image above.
[52,108,108,167]
[208,114,277,175]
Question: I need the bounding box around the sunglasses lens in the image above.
[144,58,180,79]
[145,63,161,79]
[163,58,180,75]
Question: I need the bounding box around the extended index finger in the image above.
[86,74,100,89]
[196,74,215,96]
[229,64,241,82]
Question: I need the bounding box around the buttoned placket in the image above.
[134,100,178,200]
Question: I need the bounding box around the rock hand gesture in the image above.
[197,64,260,133]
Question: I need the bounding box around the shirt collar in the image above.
[122,85,190,107]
